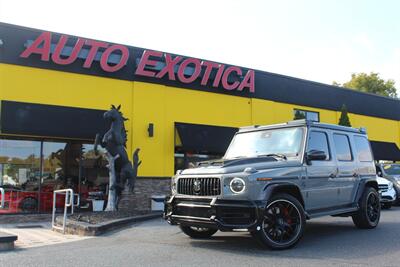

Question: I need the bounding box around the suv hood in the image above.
[180,157,302,175]
[377,176,391,185]
[384,174,400,179]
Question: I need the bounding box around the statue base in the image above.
[118,177,171,212]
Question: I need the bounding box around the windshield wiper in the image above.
[258,153,287,160]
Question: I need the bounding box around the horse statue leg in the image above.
[94,133,104,154]
[104,153,120,212]
[120,164,135,192]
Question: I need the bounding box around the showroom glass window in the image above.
[333,134,353,161]
[307,131,330,160]
[293,109,320,122]
[354,136,373,162]
[41,142,108,212]
[40,141,68,212]
[0,139,41,213]
[81,144,108,195]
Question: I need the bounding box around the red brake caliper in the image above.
[283,207,292,225]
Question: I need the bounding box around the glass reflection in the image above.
[0,138,110,213]
[0,139,41,213]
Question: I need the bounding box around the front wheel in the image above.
[352,187,380,229]
[179,225,218,239]
[251,193,306,250]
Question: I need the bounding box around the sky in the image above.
[0,0,399,95]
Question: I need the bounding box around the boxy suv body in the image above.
[164,120,380,249]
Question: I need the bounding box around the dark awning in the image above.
[175,122,238,155]
[370,141,400,161]
[0,100,109,140]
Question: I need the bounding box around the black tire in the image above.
[20,197,38,212]
[179,225,218,239]
[352,187,380,229]
[394,196,400,206]
[251,193,306,250]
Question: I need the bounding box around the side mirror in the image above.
[306,150,327,164]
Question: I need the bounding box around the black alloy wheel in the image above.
[352,187,381,229]
[366,191,380,222]
[20,197,38,213]
[252,193,306,249]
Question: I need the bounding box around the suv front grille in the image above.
[379,184,389,192]
[177,178,221,196]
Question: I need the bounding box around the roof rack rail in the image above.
[287,119,313,125]
[359,127,367,134]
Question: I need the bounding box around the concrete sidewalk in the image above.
[0,222,92,249]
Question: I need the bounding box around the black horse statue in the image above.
[94,105,135,209]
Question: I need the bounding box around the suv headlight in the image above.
[388,181,394,190]
[171,177,177,194]
[230,178,246,194]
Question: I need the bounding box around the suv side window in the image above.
[333,134,353,161]
[354,136,373,162]
[308,131,330,160]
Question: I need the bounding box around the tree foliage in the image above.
[334,72,398,98]
[338,104,351,127]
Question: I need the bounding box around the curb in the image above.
[54,212,163,236]
[0,232,18,252]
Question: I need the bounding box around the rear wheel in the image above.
[252,193,306,250]
[352,187,380,229]
[20,197,38,213]
[179,225,218,239]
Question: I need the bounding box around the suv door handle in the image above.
[329,168,339,178]
[353,173,358,177]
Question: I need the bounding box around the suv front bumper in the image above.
[164,195,265,231]
[380,187,397,203]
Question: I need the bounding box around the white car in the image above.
[377,176,397,209]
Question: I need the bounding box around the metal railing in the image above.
[52,189,80,234]
[0,188,4,209]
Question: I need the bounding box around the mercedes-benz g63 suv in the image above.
[164,120,380,249]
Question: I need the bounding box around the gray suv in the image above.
[164,120,380,249]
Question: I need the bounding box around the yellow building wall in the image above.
[131,82,252,177]
[1,63,400,178]
[0,63,134,148]
[251,99,338,125]
[347,113,400,146]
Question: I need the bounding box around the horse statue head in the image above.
[104,104,127,122]
[103,105,128,147]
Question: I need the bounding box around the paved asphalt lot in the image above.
[1,207,400,267]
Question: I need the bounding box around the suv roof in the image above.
[238,119,367,134]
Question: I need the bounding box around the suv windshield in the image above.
[224,127,305,160]
[383,164,400,175]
